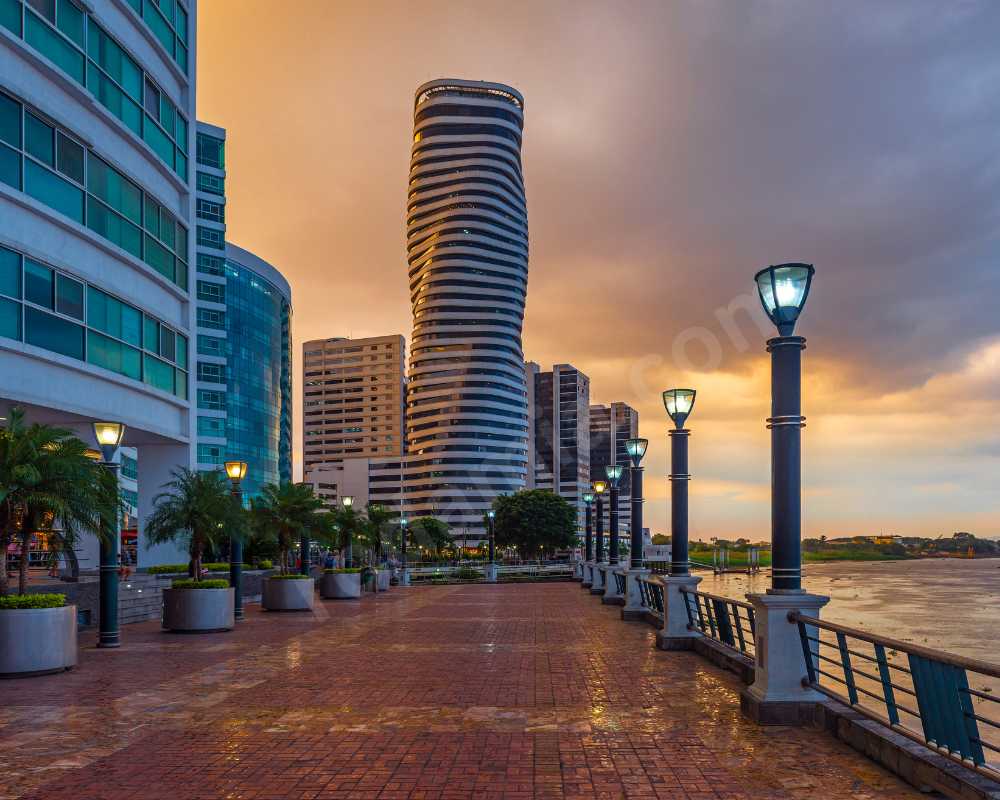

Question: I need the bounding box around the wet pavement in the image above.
[0,582,926,799]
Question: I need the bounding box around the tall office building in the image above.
[0,0,196,566]
[192,122,292,498]
[302,334,406,474]
[404,79,530,537]
[533,364,591,531]
[590,402,639,534]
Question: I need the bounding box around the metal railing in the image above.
[681,588,757,658]
[792,612,1000,780]
[407,562,573,580]
[613,571,626,595]
[638,575,663,614]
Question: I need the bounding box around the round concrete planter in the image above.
[262,577,315,611]
[376,570,391,592]
[320,572,361,599]
[162,587,234,632]
[0,605,77,676]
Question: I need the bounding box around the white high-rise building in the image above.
[403,79,529,538]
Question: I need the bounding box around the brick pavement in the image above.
[0,583,926,799]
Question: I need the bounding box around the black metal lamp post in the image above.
[486,509,496,563]
[624,438,648,569]
[400,516,408,569]
[583,492,594,562]
[605,465,623,565]
[663,390,695,577]
[754,263,815,593]
[94,421,125,648]
[593,480,607,563]
[341,495,354,568]
[224,460,247,620]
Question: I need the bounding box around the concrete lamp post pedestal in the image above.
[620,569,650,621]
[486,563,498,583]
[656,575,702,650]
[601,567,624,605]
[589,562,607,595]
[581,561,594,589]
[740,591,830,725]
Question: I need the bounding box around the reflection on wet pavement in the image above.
[0,583,926,799]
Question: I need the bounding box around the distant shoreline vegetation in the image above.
[671,532,999,566]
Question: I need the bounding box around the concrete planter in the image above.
[262,577,315,611]
[162,588,234,632]
[376,570,391,592]
[320,571,361,599]
[0,605,77,676]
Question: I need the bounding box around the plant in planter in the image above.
[249,482,331,610]
[144,469,238,632]
[319,567,363,600]
[0,409,112,675]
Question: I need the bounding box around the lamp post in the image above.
[342,495,354,568]
[590,480,607,595]
[602,465,625,605]
[486,509,497,583]
[620,437,649,621]
[93,421,125,648]
[224,460,247,621]
[742,262,829,724]
[399,517,409,586]
[580,492,594,587]
[656,390,703,648]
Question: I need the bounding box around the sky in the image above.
[197,0,1000,541]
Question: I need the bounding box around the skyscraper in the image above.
[403,79,529,537]
[302,334,406,473]
[192,122,292,499]
[0,0,196,566]
[590,402,639,534]
[533,364,591,531]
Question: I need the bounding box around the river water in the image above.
[696,558,1000,664]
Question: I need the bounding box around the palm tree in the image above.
[248,482,326,574]
[144,469,235,581]
[0,408,107,596]
[361,503,394,564]
[331,504,363,567]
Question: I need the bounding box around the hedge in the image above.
[171,578,230,589]
[148,563,252,575]
[268,574,313,580]
[323,568,362,574]
[0,593,67,609]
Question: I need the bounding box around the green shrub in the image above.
[147,563,187,574]
[268,573,312,580]
[257,559,273,570]
[171,578,230,589]
[203,563,250,572]
[0,593,67,610]
[455,567,482,580]
[324,567,362,574]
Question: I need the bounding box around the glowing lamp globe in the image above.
[605,464,624,486]
[754,263,815,336]
[582,492,595,504]
[592,480,607,495]
[625,437,648,466]
[93,421,125,462]
[224,460,248,483]
[663,388,696,429]
[342,495,354,508]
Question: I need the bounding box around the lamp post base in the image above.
[589,562,608,594]
[601,565,624,604]
[485,563,498,583]
[581,561,594,588]
[400,568,410,587]
[620,568,650,620]
[655,574,702,650]
[741,591,830,725]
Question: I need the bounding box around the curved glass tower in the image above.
[404,79,529,535]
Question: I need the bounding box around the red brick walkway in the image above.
[1,583,923,799]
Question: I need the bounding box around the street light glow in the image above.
[663,388,696,429]
[754,263,815,336]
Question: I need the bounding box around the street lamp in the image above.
[93,421,125,648]
[754,263,814,591]
[590,480,608,595]
[663,390,695,577]
[620,437,648,620]
[742,262,828,721]
[341,495,354,567]
[224,460,247,620]
[605,465,624,566]
[399,516,409,585]
[581,491,595,587]
[486,509,497,583]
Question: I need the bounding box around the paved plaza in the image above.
[1,583,925,799]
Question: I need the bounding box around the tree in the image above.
[360,503,394,563]
[408,516,452,558]
[0,408,108,595]
[491,490,576,560]
[651,534,671,545]
[144,469,235,581]
[248,482,326,573]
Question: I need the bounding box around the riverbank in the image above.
[688,549,998,567]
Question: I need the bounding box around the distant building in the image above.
[534,364,591,531]
[306,457,405,513]
[590,402,639,533]
[302,335,406,473]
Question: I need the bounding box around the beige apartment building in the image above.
[302,335,406,473]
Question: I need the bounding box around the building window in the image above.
[120,453,138,479]
[197,388,225,410]
[196,225,224,250]
[196,307,225,330]
[197,334,225,356]
[197,362,225,383]
[197,443,223,465]
[197,415,225,437]
[196,132,224,169]
[196,280,224,304]
[196,171,224,195]
[123,0,190,74]
[196,253,225,276]
[196,198,224,224]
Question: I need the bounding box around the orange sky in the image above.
[197,1,1000,540]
